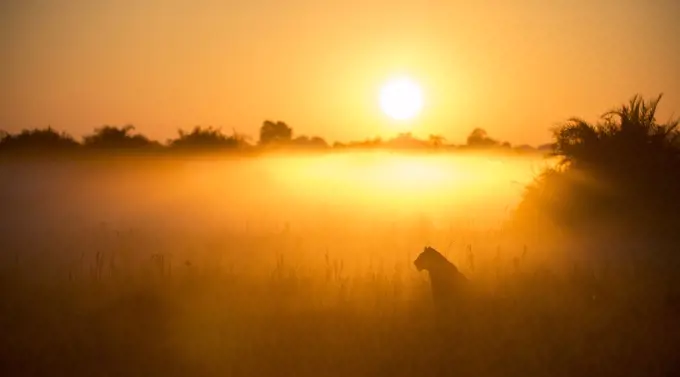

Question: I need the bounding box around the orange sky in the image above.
[2,0,679,145]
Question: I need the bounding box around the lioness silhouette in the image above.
[414,246,469,316]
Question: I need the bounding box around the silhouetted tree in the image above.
[293,135,310,144]
[429,134,446,147]
[83,125,157,149]
[168,126,249,150]
[466,128,499,148]
[553,94,679,170]
[292,135,328,148]
[0,127,80,151]
[310,136,328,148]
[259,121,292,145]
[386,132,428,149]
[514,94,680,242]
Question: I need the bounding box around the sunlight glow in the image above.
[269,153,545,223]
[379,77,424,121]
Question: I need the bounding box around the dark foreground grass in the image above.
[1,227,680,377]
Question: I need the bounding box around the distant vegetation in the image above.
[84,125,163,151]
[0,120,549,156]
[167,126,250,151]
[0,127,81,151]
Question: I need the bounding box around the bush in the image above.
[514,94,680,243]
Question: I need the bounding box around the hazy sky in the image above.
[2,0,679,145]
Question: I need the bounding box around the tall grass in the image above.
[1,220,678,377]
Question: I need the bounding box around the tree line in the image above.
[0,120,550,154]
[3,94,680,249]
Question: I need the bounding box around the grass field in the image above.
[1,154,678,376]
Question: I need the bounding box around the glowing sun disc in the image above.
[379,77,423,121]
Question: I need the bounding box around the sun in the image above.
[379,77,424,121]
